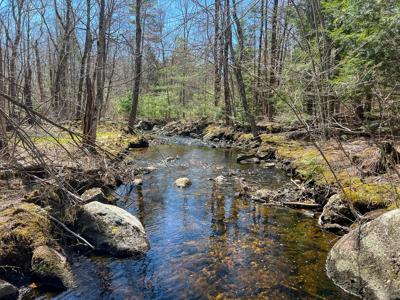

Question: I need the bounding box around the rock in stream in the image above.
[77,201,150,257]
[326,208,400,299]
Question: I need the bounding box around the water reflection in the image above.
[56,144,355,300]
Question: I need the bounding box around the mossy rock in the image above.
[203,125,233,141]
[31,245,74,290]
[0,203,54,269]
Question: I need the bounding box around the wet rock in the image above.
[256,148,276,160]
[261,162,276,168]
[127,136,149,149]
[81,188,109,204]
[133,178,143,186]
[318,194,355,235]
[214,175,225,184]
[239,157,260,164]
[78,201,150,257]
[326,209,400,299]
[236,153,256,163]
[175,177,192,188]
[0,279,18,300]
[31,246,74,290]
[135,120,154,131]
[253,189,274,201]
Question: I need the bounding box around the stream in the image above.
[55,142,355,299]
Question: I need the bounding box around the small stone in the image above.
[261,162,276,168]
[165,156,175,162]
[214,175,225,184]
[133,178,143,186]
[239,157,260,164]
[254,189,273,200]
[175,177,192,188]
[0,279,18,300]
[81,188,108,204]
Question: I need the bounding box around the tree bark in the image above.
[128,0,143,132]
[213,0,222,107]
[231,0,257,136]
[76,0,92,120]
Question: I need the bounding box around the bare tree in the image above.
[128,0,143,132]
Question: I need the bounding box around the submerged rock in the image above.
[0,279,18,300]
[326,209,400,299]
[78,201,149,257]
[175,177,192,188]
[318,194,354,235]
[31,246,74,290]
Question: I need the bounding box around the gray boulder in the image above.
[0,280,18,300]
[326,208,400,299]
[78,201,149,257]
[318,194,355,235]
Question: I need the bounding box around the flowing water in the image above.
[56,143,354,300]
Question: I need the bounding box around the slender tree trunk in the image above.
[53,0,72,118]
[231,0,257,136]
[76,0,92,120]
[267,0,279,120]
[0,29,7,150]
[96,0,107,120]
[213,0,222,107]
[254,0,265,112]
[222,0,233,125]
[33,41,45,103]
[128,0,143,132]
[9,0,23,115]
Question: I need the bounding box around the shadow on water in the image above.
[56,144,355,300]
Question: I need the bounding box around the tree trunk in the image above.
[96,0,107,120]
[213,0,222,107]
[267,0,279,120]
[0,29,7,150]
[76,0,92,120]
[222,0,233,125]
[231,0,257,136]
[33,41,45,103]
[128,0,143,132]
[9,0,23,116]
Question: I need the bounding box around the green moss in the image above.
[342,182,400,207]
[237,133,254,141]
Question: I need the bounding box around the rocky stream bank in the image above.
[0,118,399,299]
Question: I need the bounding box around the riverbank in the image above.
[0,119,399,299]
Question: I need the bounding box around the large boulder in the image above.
[78,201,149,257]
[31,246,74,290]
[318,194,355,235]
[0,280,18,300]
[326,209,400,299]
